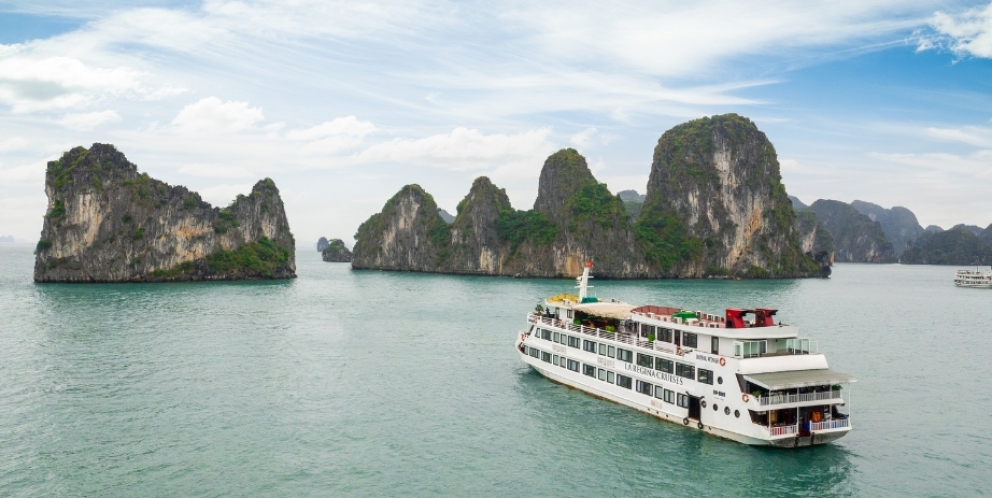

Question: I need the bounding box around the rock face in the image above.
[321,239,354,262]
[808,200,895,263]
[352,115,821,279]
[353,151,647,278]
[901,227,992,265]
[34,144,296,282]
[618,190,645,220]
[636,114,819,277]
[794,209,834,256]
[317,237,329,252]
[925,225,944,233]
[850,200,923,257]
[789,196,808,209]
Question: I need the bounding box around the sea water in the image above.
[1,244,989,497]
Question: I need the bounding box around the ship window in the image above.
[664,389,675,404]
[567,309,573,319]
[607,346,616,358]
[617,348,633,363]
[636,380,653,396]
[712,336,719,354]
[568,336,581,348]
[683,332,698,348]
[598,343,607,356]
[607,371,615,383]
[724,407,731,415]
[583,364,596,377]
[677,393,689,408]
[654,387,665,400]
[659,328,673,343]
[641,324,655,338]
[553,355,559,366]
[698,369,714,385]
[636,353,654,368]
[541,352,552,363]
[583,340,597,353]
[541,329,552,340]
[717,376,723,385]
[655,358,674,373]
[529,347,540,358]
[616,374,632,389]
[676,363,695,379]
[734,410,740,418]
[567,359,580,372]
[553,332,560,342]
[598,369,607,381]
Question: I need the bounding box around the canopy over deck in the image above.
[744,369,857,390]
[572,302,635,320]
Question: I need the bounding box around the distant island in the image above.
[0,235,14,243]
[789,196,991,265]
[321,239,353,262]
[352,114,827,279]
[34,144,296,282]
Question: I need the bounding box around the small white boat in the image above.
[954,267,992,288]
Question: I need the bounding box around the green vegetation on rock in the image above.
[46,200,66,219]
[496,209,559,252]
[206,237,291,276]
[901,227,992,265]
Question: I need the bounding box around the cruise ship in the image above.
[954,267,992,288]
[516,263,855,448]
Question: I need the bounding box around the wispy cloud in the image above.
[356,127,556,172]
[927,2,992,58]
[59,110,120,130]
[171,97,264,134]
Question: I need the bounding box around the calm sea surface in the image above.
[1,244,990,497]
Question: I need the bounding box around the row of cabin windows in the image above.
[536,328,581,349]
[525,345,715,386]
[638,325,699,349]
[533,333,716,384]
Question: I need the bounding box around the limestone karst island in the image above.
[34,144,296,282]
[352,114,830,279]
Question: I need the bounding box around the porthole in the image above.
[701,400,707,409]
[717,376,723,385]
[713,404,719,411]
[724,407,730,415]
[734,410,740,418]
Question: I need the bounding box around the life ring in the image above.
[683,418,689,425]
[697,422,704,430]
[742,393,750,403]
[719,357,726,367]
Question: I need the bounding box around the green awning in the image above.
[744,369,856,390]
[672,311,698,319]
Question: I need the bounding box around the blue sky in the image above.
[1,0,991,245]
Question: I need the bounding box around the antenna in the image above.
[576,260,594,300]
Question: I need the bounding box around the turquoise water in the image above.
[1,244,990,497]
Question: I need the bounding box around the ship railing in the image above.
[768,425,798,437]
[528,313,678,352]
[809,419,850,431]
[759,390,842,406]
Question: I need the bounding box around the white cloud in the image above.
[871,149,992,178]
[196,183,256,207]
[0,56,142,112]
[926,125,992,147]
[570,128,598,147]
[171,97,264,134]
[0,160,47,186]
[178,163,257,178]
[58,110,121,130]
[0,137,28,152]
[356,127,556,171]
[286,116,377,155]
[929,2,992,58]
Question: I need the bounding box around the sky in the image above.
[1,0,991,246]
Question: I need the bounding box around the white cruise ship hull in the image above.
[516,325,853,448]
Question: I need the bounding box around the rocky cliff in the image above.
[901,227,992,265]
[317,236,329,252]
[352,115,822,279]
[808,200,895,263]
[34,144,296,282]
[321,239,353,262]
[850,200,923,257]
[636,114,819,277]
[353,151,647,278]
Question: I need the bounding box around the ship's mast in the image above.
[576,261,594,300]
